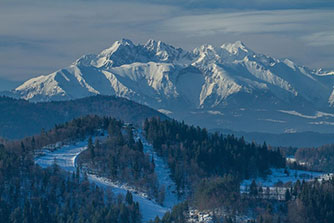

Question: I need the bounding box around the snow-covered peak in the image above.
[93,39,150,68]
[194,44,217,54]
[219,41,254,62]
[99,38,135,57]
[144,39,189,63]
[192,44,221,67]
[221,41,251,55]
[74,54,97,67]
[193,41,255,66]
[144,39,168,51]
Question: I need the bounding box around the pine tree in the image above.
[250,180,258,196]
[126,191,133,205]
[88,137,95,159]
[285,188,291,201]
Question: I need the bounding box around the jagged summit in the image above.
[221,41,251,54]
[100,38,135,56]
[5,38,334,133]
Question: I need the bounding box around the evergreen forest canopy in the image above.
[0,116,145,223]
[0,112,333,222]
[295,144,334,172]
[77,123,165,203]
[143,118,286,210]
[144,118,285,189]
[143,118,334,223]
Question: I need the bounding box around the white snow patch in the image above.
[259,118,286,123]
[283,59,296,71]
[284,128,297,133]
[309,121,334,126]
[279,110,334,119]
[158,108,173,115]
[207,110,224,116]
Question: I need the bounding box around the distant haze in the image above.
[0,0,333,87]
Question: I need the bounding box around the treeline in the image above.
[295,144,334,172]
[77,123,162,202]
[157,177,334,223]
[143,118,285,196]
[150,202,189,223]
[286,178,334,223]
[0,143,141,223]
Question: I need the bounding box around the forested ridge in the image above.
[295,144,334,172]
[0,95,167,139]
[144,118,285,194]
[0,116,143,222]
[0,112,333,222]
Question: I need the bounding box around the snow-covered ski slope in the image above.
[35,136,169,222]
[35,141,87,173]
[135,129,180,208]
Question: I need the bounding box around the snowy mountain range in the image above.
[3,39,334,134]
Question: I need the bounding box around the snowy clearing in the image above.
[241,168,324,189]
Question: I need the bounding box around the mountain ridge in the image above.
[3,39,334,134]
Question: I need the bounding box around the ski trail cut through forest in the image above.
[35,136,169,222]
[135,129,180,208]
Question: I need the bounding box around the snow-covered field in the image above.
[35,135,169,222]
[135,129,180,208]
[240,168,330,200]
[241,168,324,189]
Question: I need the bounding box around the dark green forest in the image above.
[144,118,285,195]
[77,123,163,202]
[0,116,142,223]
[0,110,333,222]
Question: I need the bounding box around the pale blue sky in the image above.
[0,0,333,90]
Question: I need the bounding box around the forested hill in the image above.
[143,118,285,199]
[0,116,142,223]
[0,95,167,139]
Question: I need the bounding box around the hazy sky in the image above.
[0,0,333,89]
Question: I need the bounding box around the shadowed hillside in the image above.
[0,95,167,139]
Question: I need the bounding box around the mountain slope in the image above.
[0,95,167,139]
[5,39,334,134]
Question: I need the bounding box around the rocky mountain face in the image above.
[4,39,334,134]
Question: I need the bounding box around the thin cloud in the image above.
[115,0,334,10]
[162,10,334,37]
[303,31,334,46]
[0,0,333,82]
